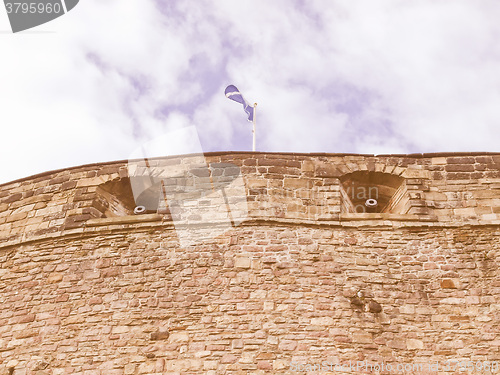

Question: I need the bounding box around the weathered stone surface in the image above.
[150,330,170,340]
[441,278,460,289]
[367,300,382,313]
[0,152,499,374]
[407,339,424,350]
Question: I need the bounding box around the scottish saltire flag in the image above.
[225,85,255,122]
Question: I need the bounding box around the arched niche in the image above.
[339,171,409,214]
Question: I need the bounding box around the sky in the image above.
[1,0,500,184]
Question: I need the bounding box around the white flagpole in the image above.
[252,103,257,152]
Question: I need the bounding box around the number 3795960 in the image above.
[5,2,62,14]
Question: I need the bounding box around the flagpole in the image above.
[252,103,257,152]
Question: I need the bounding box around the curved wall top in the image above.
[0,152,499,248]
[0,151,500,374]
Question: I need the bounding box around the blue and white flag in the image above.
[225,85,255,122]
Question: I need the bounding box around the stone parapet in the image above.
[1,152,499,245]
[0,152,499,373]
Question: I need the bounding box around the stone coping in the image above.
[1,216,497,252]
[83,213,436,227]
[339,213,437,221]
[1,152,498,244]
[86,213,163,226]
[2,151,499,187]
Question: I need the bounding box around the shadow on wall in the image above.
[93,177,137,217]
[339,171,408,214]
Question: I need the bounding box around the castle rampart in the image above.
[0,152,499,374]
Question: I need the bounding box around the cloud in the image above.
[1,0,499,184]
[320,1,500,151]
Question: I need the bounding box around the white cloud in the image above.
[320,1,500,151]
[1,0,499,184]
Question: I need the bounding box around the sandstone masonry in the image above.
[0,152,499,374]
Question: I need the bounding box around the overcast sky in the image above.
[1,0,499,184]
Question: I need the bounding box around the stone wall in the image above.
[0,152,499,374]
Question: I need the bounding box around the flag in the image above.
[225,85,255,122]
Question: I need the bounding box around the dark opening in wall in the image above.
[94,178,138,217]
[92,162,244,219]
[339,171,409,214]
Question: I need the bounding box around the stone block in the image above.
[301,160,315,172]
[353,331,372,344]
[402,169,430,178]
[278,340,297,351]
[440,279,460,289]
[283,178,311,189]
[151,330,170,340]
[447,157,475,164]
[169,332,189,343]
[406,339,424,350]
[234,256,251,269]
[310,317,334,326]
[220,354,238,364]
[432,157,447,165]
[445,164,475,172]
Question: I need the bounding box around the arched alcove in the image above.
[339,171,409,214]
[93,163,244,218]
[94,177,137,217]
